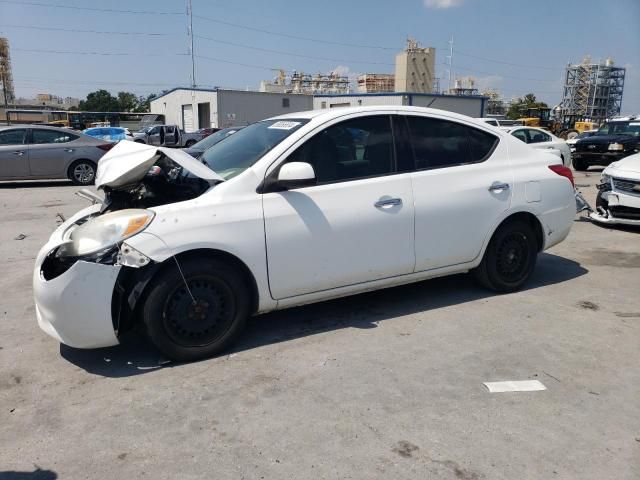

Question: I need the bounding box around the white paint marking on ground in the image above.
[483,380,547,393]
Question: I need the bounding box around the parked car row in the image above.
[0,125,113,185]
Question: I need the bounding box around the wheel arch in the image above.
[112,247,260,336]
[66,158,97,180]
[488,211,545,253]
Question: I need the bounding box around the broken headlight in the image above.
[598,173,612,192]
[58,209,154,257]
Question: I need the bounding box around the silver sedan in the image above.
[0,125,113,185]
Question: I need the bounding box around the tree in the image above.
[78,89,119,112]
[506,93,549,119]
[116,91,139,112]
[134,93,157,113]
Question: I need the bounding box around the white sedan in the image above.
[591,152,640,226]
[33,106,576,361]
[502,126,572,167]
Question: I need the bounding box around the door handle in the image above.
[374,198,402,208]
[488,183,510,192]
[12,151,24,156]
[65,148,75,153]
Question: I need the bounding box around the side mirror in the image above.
[277,162,316,189]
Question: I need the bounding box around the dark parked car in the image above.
[195,127,220,138]
[0,125,113,185]
[572,117,640,170]
[183,127,245,159]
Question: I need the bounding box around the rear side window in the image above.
[287,115,394,184]
[0,129,26,145]
[529,130,551,143]
[407,116,497,169]
[32,129,78,144]
[511,129,528,143]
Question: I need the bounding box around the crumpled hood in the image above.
[604,153,640,177]
[95,141,224,189]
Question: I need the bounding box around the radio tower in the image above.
[0,37,16,112]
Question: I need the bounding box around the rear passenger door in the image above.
[0,128,29,179]
[404,115,512,271]
[28,129,79,177]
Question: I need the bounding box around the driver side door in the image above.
[262,114,415,300]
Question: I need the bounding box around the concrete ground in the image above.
[0,171,638,480]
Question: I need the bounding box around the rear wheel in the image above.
[473,220,538,292]
[572,157,588,171]
[142,258,249,361]
[68,160,96,185]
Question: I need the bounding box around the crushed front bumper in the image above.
[34,255,121,348]
[590,190,640,226]
[33,204,122,349]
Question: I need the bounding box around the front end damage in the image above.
[34,142,224,348]
[590,174,640,226]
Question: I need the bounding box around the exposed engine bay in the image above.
[93,140,224,212]
[100,155,211,212]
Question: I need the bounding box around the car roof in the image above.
[269,105,485,125]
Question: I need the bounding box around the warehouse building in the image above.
[150,88,313,132]
[313,92,487,118]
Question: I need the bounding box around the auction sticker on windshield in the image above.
[268,121,301,130]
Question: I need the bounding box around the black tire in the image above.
[184,139,197,148]
[67,160,96,185]
[142,257,250,361]
[473,220,538,293]
[572,157,588,171]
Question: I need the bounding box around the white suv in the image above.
[34,106,576,361]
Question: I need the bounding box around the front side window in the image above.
[32,129,77,144]
[201,119,308,180]
[407,116,496,169]
[0,129,27,145]
[285,115,394,184]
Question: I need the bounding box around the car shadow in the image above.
[61,252,588,378]
[0,180,73,188]
[0,468,57,480]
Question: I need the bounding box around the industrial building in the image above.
[357,74,395,93]
[260,69,350,95]
[559,56,625,123]
[150,88,313,131]
[0,37,16,108]
[313,92,486,118]
[394,38,436,94]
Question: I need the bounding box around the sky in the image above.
[0,0,639,113]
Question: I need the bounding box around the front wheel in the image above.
[142,258,250,361]
[68,160,96,185]
[572,157,588,171]
[473,220,538,292]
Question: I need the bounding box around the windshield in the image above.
[597,122,640,136]
[191,127,243,150]
[200,119,308,180]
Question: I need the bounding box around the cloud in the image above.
[423,0,464,9]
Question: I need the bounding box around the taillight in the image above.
[548,164,574,187]
[97,143,115,152]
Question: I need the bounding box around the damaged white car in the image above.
[34,107,576,361]
[591,152,640,226]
